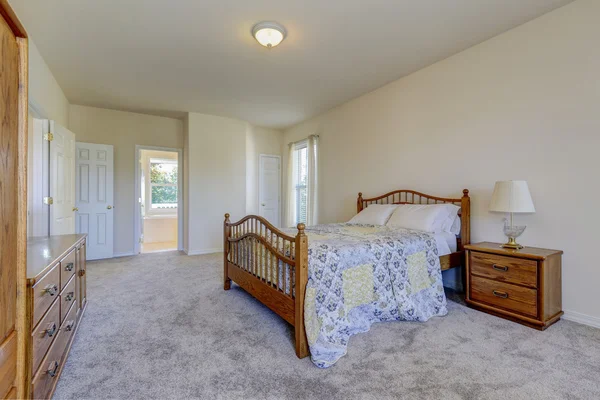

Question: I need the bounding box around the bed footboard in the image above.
[223,214,309,358]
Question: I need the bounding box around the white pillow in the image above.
[348,204,398,226]
[449,215,461,235]
[433,204,461,233]
[387,204,459,233]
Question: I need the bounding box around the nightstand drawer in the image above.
[470,276,538,318]
[470,251,537,288]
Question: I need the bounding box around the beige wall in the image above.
[246,125,283,216]
[184,112,246,254]
[69,105,183,255]
[284,0,600,324]
[29,39,69,126]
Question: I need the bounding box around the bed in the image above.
[223,189,470,367]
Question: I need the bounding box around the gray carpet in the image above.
[54,251,600,400]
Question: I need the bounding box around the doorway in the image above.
[135,146,182,254]
[259,154,281,227]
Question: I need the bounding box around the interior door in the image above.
[49,121,76,235]
[259,154,281,227]
[0,3,27,399]
[75,142,114,260]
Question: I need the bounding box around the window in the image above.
[293,141,308,224]
[149,158,178,212]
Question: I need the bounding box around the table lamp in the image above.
[489,180,535,249]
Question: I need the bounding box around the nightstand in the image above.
[464,242,563,330]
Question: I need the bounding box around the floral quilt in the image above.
[287,223,448,368]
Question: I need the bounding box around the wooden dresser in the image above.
[465,242,563,330]
[24,234,87,399]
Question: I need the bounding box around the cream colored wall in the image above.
[283,0,600,323]
[144,219,178,244]
[184,112,246,254]
[28,40,69,126]
[246,125,283,216]
[69,105,183,256]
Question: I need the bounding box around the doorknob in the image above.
[72,207,79,212]
[107,205,113,209]
[261,203,266,206]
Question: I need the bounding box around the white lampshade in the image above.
[489,181,535,213]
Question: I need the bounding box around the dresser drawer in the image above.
[470,276,538,318]
[60,249,76,290]
[60,275,77,324]
[32,330,66,400]
[31,299,60,375]
[470,251,537,288]
[31,302,77,400]
[32,264,61,328]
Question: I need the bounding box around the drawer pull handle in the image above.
[65,262,74,272]
[65,292,75,301]
[493,290,509,299]
[45,323,57,338]
[492,264,508,272]
[47,361,59,377]
[44,284,58,296]
[65,320,75,332]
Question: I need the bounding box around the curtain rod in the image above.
[288,134,319,147]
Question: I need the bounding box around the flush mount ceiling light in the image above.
[252,21,286,49]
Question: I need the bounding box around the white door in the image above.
[259,154,281,227]
[75,142,114,260]
[49,121,76,235]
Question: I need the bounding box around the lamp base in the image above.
[501,237,523,250]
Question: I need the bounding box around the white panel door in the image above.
[49,121,76,235]
[76,142,114,260]
[259,154,281,227]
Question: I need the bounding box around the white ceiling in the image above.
[11,0,573,128]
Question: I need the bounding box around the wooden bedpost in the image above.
[357,192,363,213]
[294,223,310,359]
[460,190,470,250]
[223,213,231,290]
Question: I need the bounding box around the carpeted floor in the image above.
[54,251,600,400]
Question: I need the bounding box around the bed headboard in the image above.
[357,189,470,251]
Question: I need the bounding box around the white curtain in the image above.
[306,135,319,226]
[285,142,296,228]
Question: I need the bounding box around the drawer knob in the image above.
[493,290,509,299]
[47,361,59,377]
[65,262,74,272]
[492,264,508,272]
[45,323,57,338]
[64,320,75,332]
[44,284,58,296]
[65,292,74,302]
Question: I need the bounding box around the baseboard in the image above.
[562,310,600,329]
[185,248,221,256]
[112,251,136,258]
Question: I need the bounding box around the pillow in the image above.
[348,204,398,226]
[387,204,459,233]
[432,204,461,233]
[449,215,461,235]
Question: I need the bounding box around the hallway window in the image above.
[150,158,178,211]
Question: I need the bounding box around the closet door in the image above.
[0,2,28,399]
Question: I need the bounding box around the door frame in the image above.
[258,154,281,228]
[134,145,183,254]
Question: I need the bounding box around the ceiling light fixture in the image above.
[252,21,286,49]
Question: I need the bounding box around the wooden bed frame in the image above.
[223,189,470,359]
